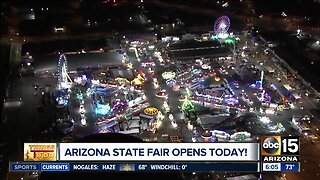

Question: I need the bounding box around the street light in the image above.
[316,41,319,45]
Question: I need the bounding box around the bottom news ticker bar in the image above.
[10,162,259,172]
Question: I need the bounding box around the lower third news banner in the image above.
[10,142,260,172]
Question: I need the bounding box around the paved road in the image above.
[3,74,57,162]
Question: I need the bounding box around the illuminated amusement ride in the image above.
[57,54,73,90]
[213,15,231,39]
[55,54,73,108]
[54,54,75,133]
[94,73,149,134]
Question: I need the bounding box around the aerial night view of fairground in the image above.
[0,0,320,180]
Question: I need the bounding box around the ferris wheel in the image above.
[214,16,231,35]
[57,54,72,90]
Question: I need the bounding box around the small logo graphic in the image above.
[261,136,281,156]
[120,164,135,171]
[24,143,57,161]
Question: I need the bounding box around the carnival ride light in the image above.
[156,90,168,99]
[56,96,68,106]
[156,111,165,120]
[98,128,113,134]
[230,132,251,141]
[112,101,127,111]
[201,64,211,70]
[259,116,270,124]
[186,88,191,97]
[201,130,213,141]
[166,79,176,87]
[214,75,221,82]
[169,114,174,121]
[171,120,178,129]
[154,82,159,88]
[81,118,87,126]
[95,103,111,115]
[224,38,235,45]
[181,95,195,112]
[162,71,176,80]
[131,74,145,85]
[55,89,69,108]
[126,63,133,69]
[191,137,197,142]
[187,121,193,131]
[173,84,180,91]
[76,92,83,100]
[163,101,170,112]
[142,62,155,67]
[144,107,159,116]
[79,104,85,113]
[153,78,158,83]
[115,77,130,85]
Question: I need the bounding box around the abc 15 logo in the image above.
[261,136,300,156]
